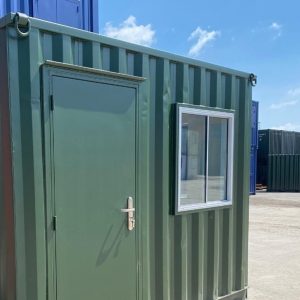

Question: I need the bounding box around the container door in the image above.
[57,0,82,29]
[34,0,57,23]
[50,74,137,300]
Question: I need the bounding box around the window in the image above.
[175,104,234,213]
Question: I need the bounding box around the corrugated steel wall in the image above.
[258,129,300,188]
[0,28,17,300]
[1,16,251,300]
[0,0,99,32]
[268,155,300,192]
[259,129,300,156]
[251,102,259,149]
[250,101,258,195]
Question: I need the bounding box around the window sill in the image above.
[176,200,232,215]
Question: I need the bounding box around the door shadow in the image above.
[96,217,129,266]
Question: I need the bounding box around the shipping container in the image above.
[257,129,300,190]
[250,148,257,194]
[0,13,253,300]
[249,101,258,195]
[295,132,300,154]
[258,129,300,157]
[0,0,99,32]
[268,155,300,192]
[251,101,259,148]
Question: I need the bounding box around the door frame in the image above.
[41,61,145,300]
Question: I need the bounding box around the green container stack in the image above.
[258,129,300,192]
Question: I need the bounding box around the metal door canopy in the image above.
[0,14,254,300]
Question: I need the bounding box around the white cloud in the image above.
[269,22,282,39]
[103,16,155,47]
[188,27,220,57]
[270,22,282,30]
[271,123,300,132]
[251,22,283,39]
[270,100,298,110]
[270,85,300,110]
[288,87,300,97]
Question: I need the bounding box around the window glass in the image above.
[176,106,233,213]
[180,113,206,207]
[207,117,228,201]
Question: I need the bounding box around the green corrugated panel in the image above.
[258,129,300,187]
[292,155,298,191]
[293,156,298,191]
[0,28,17,300]
[280,155,284,191]
[267,154,300,192]
[0,14,252,300]
[287,155,292,191]
[297,156,300,191]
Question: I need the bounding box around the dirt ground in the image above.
[248,192,300,299]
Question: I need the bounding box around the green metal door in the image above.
[49,73,137,300]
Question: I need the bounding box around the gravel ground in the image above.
[248,192,300,299]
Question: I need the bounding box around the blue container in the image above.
[250,147,257,194]
[0,0,99,32]
[250,101,259,194]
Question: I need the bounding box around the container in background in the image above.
[250,100,259,195]
[0,0,99,32]
[257,129,300,191]
[268,154,300,192]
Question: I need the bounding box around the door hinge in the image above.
[50,95,54,111]
[53,216,57,231]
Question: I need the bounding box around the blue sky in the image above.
[99,0,300,131]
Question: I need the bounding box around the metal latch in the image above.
[249,73,257,87]
[121,197,135,231]
[53,216,57,231]
[14,13,31,38]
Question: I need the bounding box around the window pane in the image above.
[207,117,228,201]
[180,113,206,206]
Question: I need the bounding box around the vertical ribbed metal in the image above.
[250,101,258,195]
[0,28,16,300]
[268,154,300,192]
[0,0,99,32]
[258,129,300,190]
[1,17,252,300]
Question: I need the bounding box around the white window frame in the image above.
[176,106,234,213]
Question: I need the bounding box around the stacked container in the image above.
[258,129,300,191]
[0,0,99,32]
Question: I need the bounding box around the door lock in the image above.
[121,197,135,231]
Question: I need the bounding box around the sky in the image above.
[99,0,300,131]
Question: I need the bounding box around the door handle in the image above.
[121,197,135,231]
[120,208,135,213]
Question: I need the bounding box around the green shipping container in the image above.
[257,129,300,187]
[0,13,253,300]
[268,154,300,192]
